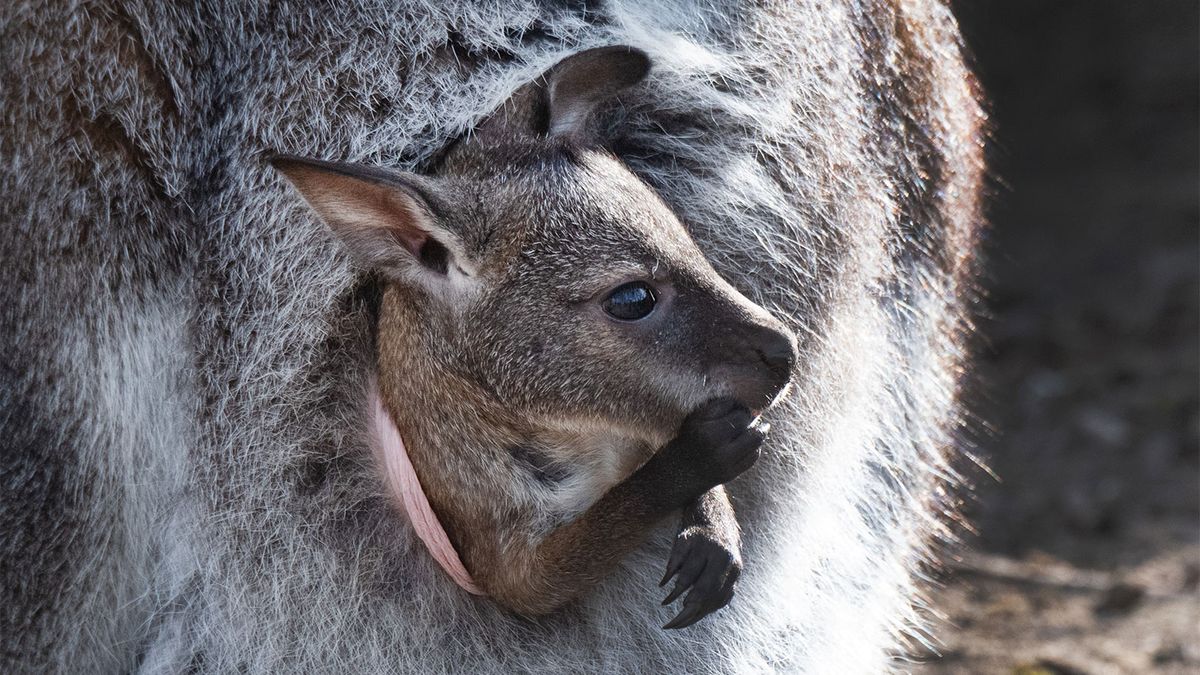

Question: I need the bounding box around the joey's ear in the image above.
[469,45,650,145]
[271,155,470,283]
[544,45,651,138]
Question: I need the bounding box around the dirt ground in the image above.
[916,3,1199,673]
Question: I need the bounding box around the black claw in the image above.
[662,608,687,629]
[662,538,698,599]
[660,546,686,587]
[661,576,690,606]
[672,609,706,629]
[659,567,676,588]
[671,556,707,599]
[663,599,705,630]
[662,554,703,605]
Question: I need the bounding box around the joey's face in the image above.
[457,152,798,440]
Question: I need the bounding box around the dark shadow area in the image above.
[963,0,1197,568]
[921,2,1198,671]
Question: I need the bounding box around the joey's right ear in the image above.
[271,155,472,286]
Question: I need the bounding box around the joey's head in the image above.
[274,46,798,445]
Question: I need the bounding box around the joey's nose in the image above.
[756,329,797,380]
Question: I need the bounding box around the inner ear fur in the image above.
[270,155,465,279]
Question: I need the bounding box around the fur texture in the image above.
[0,0,984,672]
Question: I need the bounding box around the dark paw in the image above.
[658,526,742,629]
[676,398,767,487]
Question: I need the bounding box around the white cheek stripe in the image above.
[371,382,486,596]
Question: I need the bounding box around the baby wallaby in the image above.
[273,46,798,629]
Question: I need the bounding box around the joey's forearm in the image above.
[681,486,737,535]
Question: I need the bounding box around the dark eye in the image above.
[601,281,658,321]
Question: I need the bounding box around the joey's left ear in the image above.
[544,45,652,138]
[270,155,472,286]
[467,45,651,146]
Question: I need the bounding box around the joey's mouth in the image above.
[716,369,793,418]
[749,380,794,418]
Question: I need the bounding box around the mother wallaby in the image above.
[0,1,984,673]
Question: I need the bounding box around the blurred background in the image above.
[919,2,1199,672]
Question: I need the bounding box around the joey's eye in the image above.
[601,281,657,321]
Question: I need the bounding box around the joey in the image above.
[273,46,797,627]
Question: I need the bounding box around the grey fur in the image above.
[0,1,984,673]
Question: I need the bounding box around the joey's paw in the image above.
[677,398,767,486]
[658,526,742,630]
